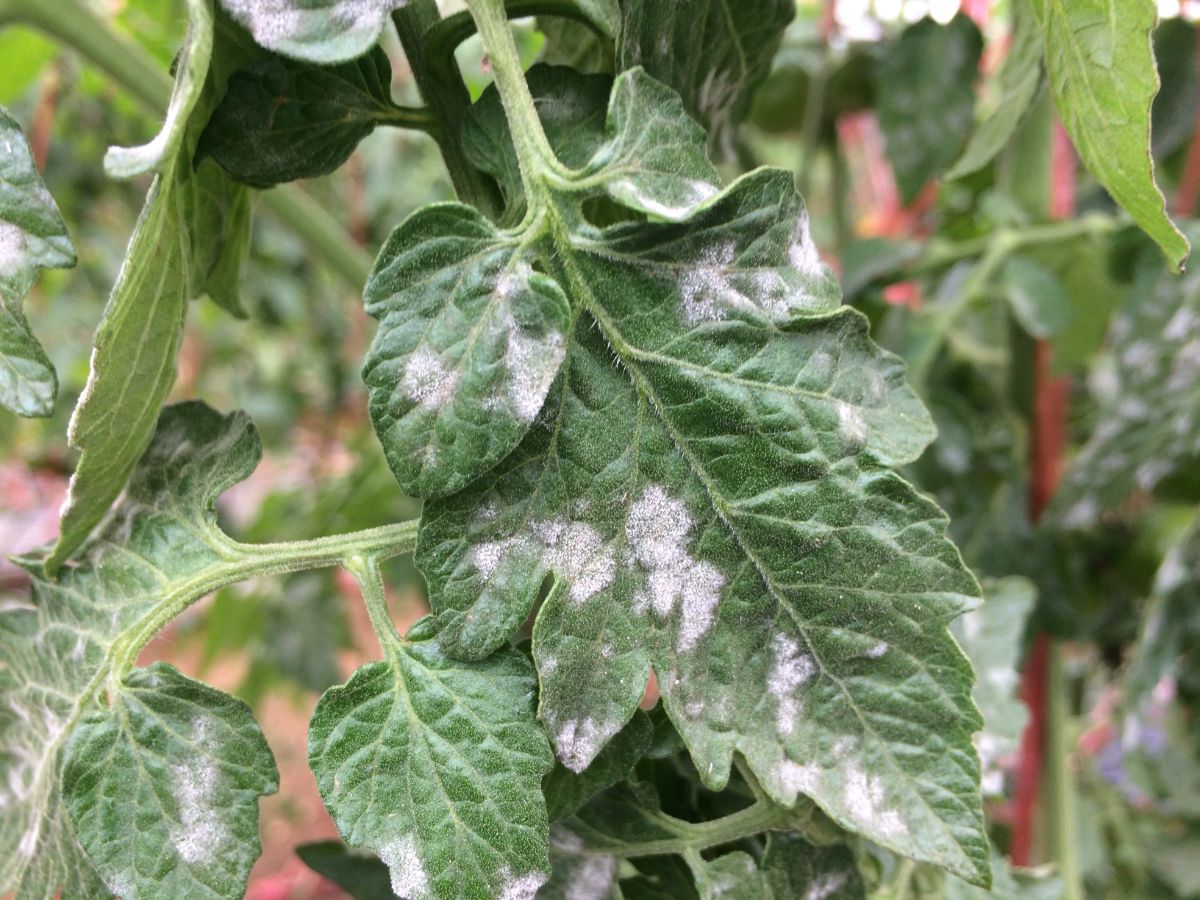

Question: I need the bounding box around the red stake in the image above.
[1011,121,1075,867]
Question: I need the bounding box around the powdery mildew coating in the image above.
[768,633,816,737]
[0,220,26,281]
[553,716,621,773]
[564,854,617,900]
[169,719,230,866]
[492,265,566,424]
[497,867,548,900]
[471,517,616,605]
[804,872,852,900]
[607,176,719,221]
[843,763,905,839]
[402,347,458,412]
[219,0,407,59]
[626,484,725,652]
[379,834,430,899]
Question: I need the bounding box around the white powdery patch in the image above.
[498,868,548,900]
[566,854,617,900]
[170,719,230,865]
[608,177,719,221]
[532,518,616,604]
[494,263,565,424]
[805,872,850,900]
[220,0,406,57]
[843,765,905,838]
[777,758,820,796]
[834,400,869,450]
[787,211,825,281]
[769,634,816,737]
[0,220,26,280]
[626,484,725,652]
[555,717,619,773]
[379,835,430,899]
[678,241,797,325]
[864,641,888,659]
[402,346,458,411]
[471,534,526,582]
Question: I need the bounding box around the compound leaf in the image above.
[0,107,75,418]
[1031,0,1189,270]
[308,623,554,900]
[217,0,407,63]
[200,46,412,189]
[62,663,278,899]
[0,402,266,898]
[362,204,572,498]
[616,0,794,160]
[946,0,1043,181]
[877,15,983,203]
[414,167,987,883]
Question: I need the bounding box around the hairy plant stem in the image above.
[392,1,503,218]
[427,0,613,64]
[594,800,796,859]
[346,552,405,658]
[0,0,374,287]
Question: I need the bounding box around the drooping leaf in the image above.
[616,0,794,160]
[1053,232,1200,526]
[308,618,554,900]
[297,841,395,899]
[0,107,75,418]
[877,15,983,203]
[0,403,265,898]
[1030,0,1190,270]
[200,46,418,189]
[217,0,407,63]
[412,166,987,883]
[48,4,257,569]
[952,577,1034,797]
[362,204,572,498]
[946,0,1043,181]
[544,710,653,822]
[62,663,278,898]
[104,0,213,178]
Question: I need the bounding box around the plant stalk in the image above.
[346,553,405,657]
[592,800,794,859]
[392,0,503,218]
[1046,643,1083,900]
[0,0,374,288]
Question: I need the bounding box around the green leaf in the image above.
[62,663,279,898]
[362,204,572,498]
[104,0,213,178]
[199,46,414,189]
[762,834,864,899]
[466,66,720,222]
[1053,232,1200,525]
[297,841,395,899]
[308,626,554,900]
[544,710,653,822]
[48,3,254,569]
[1030,0,1190,270]
[0,107,75,418]
[689,850,769,899]
[0,402,264,898]
[217,0,407,63]
[952,577,1034,797]
[414,168,987,883]
[1001,255,1072,339]
[877,15,983,203]
[946,0,1043,181]
[616,0,794,159]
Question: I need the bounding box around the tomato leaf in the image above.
[217,0,407,63]
[0,107,75,418]
[1031,0,1190,270]
[308,621,554,900]
[62,663,278,898]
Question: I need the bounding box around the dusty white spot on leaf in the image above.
[0,220,27,279]
[498,867,547,900]
[566,854,617,900]
[626,484,725,651]
[402,347,458,411]
[554,716,619,773]
[379,834,430,899]
[769,634,815,736]
[170,719,229,865]
[776,758,820,795]
[844,764,905,838]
